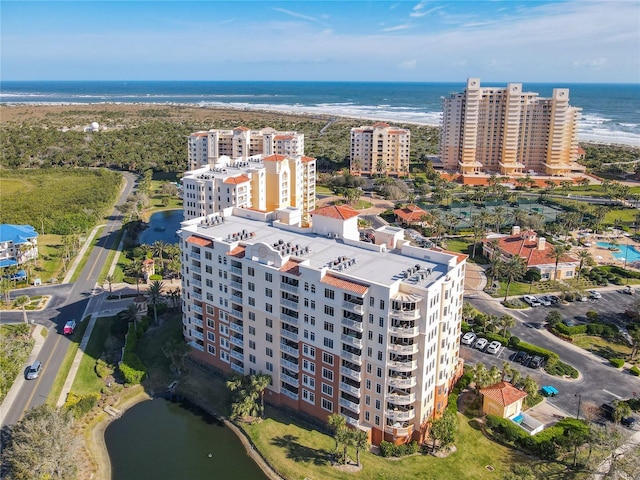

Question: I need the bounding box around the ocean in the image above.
[1,80,639,147]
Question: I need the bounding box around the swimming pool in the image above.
[596,242,640,262]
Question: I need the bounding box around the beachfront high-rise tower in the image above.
[178,206,465,446]
[188,127,305,170]
[350,123,411,177]
[439,78,584,177]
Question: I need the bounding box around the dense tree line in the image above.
[0,168,122,235]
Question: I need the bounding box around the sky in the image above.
[2,0,639,83]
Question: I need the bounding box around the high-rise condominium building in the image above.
[440,78,584,177]
[188,127,304,170]
[179,205,465,445]
[182,154,316,223]
[350,123,411,177]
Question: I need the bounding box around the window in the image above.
[378,334,383,344]
[322,352,334,365]
[322,383,333,396]
[303,359,315,373]
[266,333,273,343]
[377,351,383,361]
[266,347,273,357]
[266,318,273,328]
[220,350,230,362]
[370,297,375,307]
[249,340,256,350]
[379,300,385,310]
[376,383,382,394]
[205,251,212,260]
[248,297,255,306]
[266,362,273,372]
[379,317,384,328]
[248,326,255,335]
[247,267,255,276]
[248,312,256,321]
[207,332,215,342]
[366,379,371,389]
[219,324,229,335]
[323,337,333,349]
[266,303,272,313]
[375,399,381,409]
[302,374,315,388]
[311,285,316,293]
[322,368,333,381]
[302,389,315,404]
[303,344,315,357]
[323,321,334,333]
[368,331,373,340]
[374,415,380,426]
[207,345,216,355]
[377,367,382,378]
[304,282,309,292]
[369,314,374,324]
[248,282,255,292]
[324,288,335,299]
[265,272,272,282]
[366,364,372,373]
[249,354,256,363]
[265,288,272,298]
[207,319,215,329]
[365,394,371,405]
[324,305,334,316]
[365,411,370,421]
[321,398,333,412]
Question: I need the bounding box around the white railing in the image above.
[342,300,364,314]
[192,279,202,287]
[388,360,418,372]
[389,325,419,337]
[345,416,359,427]
[280,343,298,356]
[230,265,242,275]
[192,304,203,314]
[384,425,412,437]
[280,298,298,309]
[229,322,243,333]
[230,280,243,290]
[230,362,244,373]
[389,343,419,355]
[281,374,299,387]
[280,282,298,293]
[192,318,203,327]
[341,317,364,332]
[386,409,415,421]
[339,382,361,396]
[387,393,416,405]
[280,388,299,400]
[230,349,244,361]
[341,334,363,348]
[229,336,243,347]
[281,359,299,372]
[341,351,363,365]
[192,292,202,301]
[390,309,420,320]
[188,340,204,352]
[191,265,201,274]
[280,329,298,341]
[388,376,417,388]
[340,366,362,381]
[191,252,201,260]
[280,313,299,325]
[339,398,361,413]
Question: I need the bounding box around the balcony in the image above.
[229,322,243,334]
[340,366,362,381]
[386,409,415,421]
[388,360,418,372]
[389,325,419,338]
[192,279,202,287]
[280,329,298,341]
[231,307,243,317]
[230,363,244,374]
[342,300,364,314]
[231,293,243,304]
[387,393,416,405]
[280,282,298,293]
[339,382,361,396]
[341,334,363,348]
[229,336,244,347]
[281,359,299,372]
[339,397,361,413]
[191,252,201,260]
[384,424,413,437]
[230,280,243,290]
[280,388,299,401]
[192,304,203,315]
[191,265,201,274]
[280,342,299,356]
[188,340,204,352]
[281,373,299,388]
[192,318,203,327]
[230,265,242,275]
[230,349,244,361]
[390,309,420,320]
[341,317,364,332]
[345,416,359,427]
[192,330,204,340]
[280,312,299,326]
[192,292,202,301]
[388,376,417,389]
[280,298,298,309]
[341,351,362,365]
[389,343,419,355]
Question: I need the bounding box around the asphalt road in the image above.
[1,172,136,427]
[466,290,640,422]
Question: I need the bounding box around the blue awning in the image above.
[0,259,18,268]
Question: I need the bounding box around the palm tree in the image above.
[335,424,352,464]
[118,303,140,327]
[493,206,507,233]
[251,373,272,419]
[153,240,169,272]
[500,255,527,301]
[497,314,515,337]
[13,295,30,324]
[472,362,489,392]
[327,413,346,453]
[105,274,115,294]
[147,280,165,325]
[352,429,369,467]
[548,243,570,281]
[0,278,11,306]
[576,250,594,281]
[486,238,502,286]
[128,259,144,294]
[612,400,632,424]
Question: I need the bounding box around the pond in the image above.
[139,209,183,245]
[105,398,268,480]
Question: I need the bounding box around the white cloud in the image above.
[572,58,608,68]
[400,59,417,69]
[271,7,322,23]
[411,5,445,18]
[382,24,413,32]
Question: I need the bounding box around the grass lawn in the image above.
[316,185,333,194]
[572,335,632,360]
[443,238,472,255]
[137,312,183,388]
[604,208,639,226]
[241,410,546,480]
[46,317,91,405]
[70,316,115,396]
[70,227,104,283]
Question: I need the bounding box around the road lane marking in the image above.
[603,389,622,399]
[17,330,63,422]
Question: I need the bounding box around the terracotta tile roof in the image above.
[191,132,208,137]
[432,247,468,265]
[263,154,287,162]
[186,235,213,248]
[226,246,246,258]
[480,382,527,407]
[274,135,294,140]
[321,274,369,295]
[311,205,359,220]
[484,233,578,267]
[373,122,390,128]
[394,204,428,223]
[223,174,250,185]
[301,156,316,163]
[142,258,155,265]
[280,259,302,276]
[234,126,250,131]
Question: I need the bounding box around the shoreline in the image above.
[2,102,639,148]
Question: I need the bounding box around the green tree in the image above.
[13,295,31,324]
[327,413,346,453]
[0,278,12,305]
[335,425,352,464]
[429,409,457,451]
[104,274,115,294]
[251,372,272,419]
[3,404,80,480]
[612,400,631,424]
[576,250,594,281]
[147,280,165,325]
[497,314,515,337]
[352,428,369,467]
[548,243,570,281]
[499,255,527,301]
[524,269,541,293]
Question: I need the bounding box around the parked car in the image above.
[621,416,637,428]
[474,338,488,351]
[63,320,77,335]
[562,318,578,327]
[547,295,561,304]
[620,285,634,295]
[601,403,616,420]
[522,295,541,307]
[577,294,588,302]
[537,296,552,307]
[461,332,477,346]
[513,351,528,363]
[588,290,602,299]
[25,360,42,380]
[486,341,502,355]
[527,356,544,369]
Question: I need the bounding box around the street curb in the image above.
[62,224,104,284]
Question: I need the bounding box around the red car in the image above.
[63,320,77,335]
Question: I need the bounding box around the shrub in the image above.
[630,366,640,376]
[379,440,419,457]
[508,336,521,348]
[149,274,163,281]
[515,341,559,367]
[461,321,471,333]
[553,323,587,337]
[119,355,146,384]
[95,359,114,379]
[586,311,599,322]
[64,392,100,418]
[610,358,625,368]
[483,332,509,345]
[545,360,579,378]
